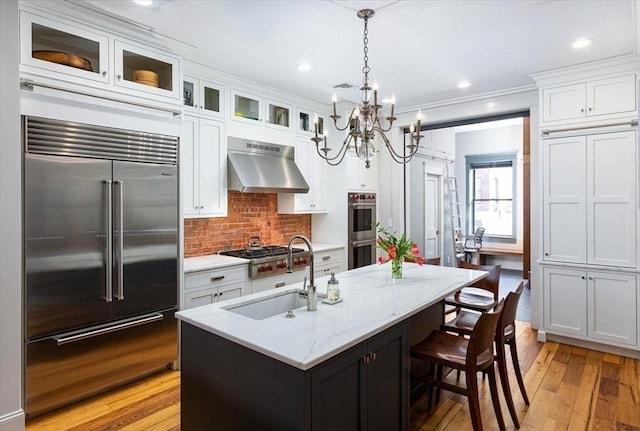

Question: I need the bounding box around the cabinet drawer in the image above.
[185,265,247,290]
[316,249,343,266]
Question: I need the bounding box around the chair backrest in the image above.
[424,257,441,265]
[457,261,502,300]
[496,281,525,340]
[465,227,485,250]
[467,299,504,367]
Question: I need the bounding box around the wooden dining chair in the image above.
[441,281,529,428]
[424,257,441,265]
[410,301,506,431]
[445,262,501,315]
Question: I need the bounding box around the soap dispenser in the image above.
[326,273,340,302]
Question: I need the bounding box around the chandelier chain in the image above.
[362,17,370,77]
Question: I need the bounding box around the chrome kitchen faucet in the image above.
[286,235,317,311]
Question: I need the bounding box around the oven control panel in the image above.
[348,193,376,202]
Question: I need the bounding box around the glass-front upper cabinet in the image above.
[20,11,109,83]
[230,88,262,125]
[183,76,224,118]
[265,99,292,131]
[297,107,326,136]
[114,40,181,100]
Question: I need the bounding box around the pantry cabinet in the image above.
[20,10,181,103]
[181,116,227,218]
[182,75,225,118]
[543,266,637,347]
[184,265,248,309]
[278,136,327,214]
[542,130,636,268]
[541,74,636,125]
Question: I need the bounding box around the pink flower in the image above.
[378,256,386,264]
[411,245,420,256]
[416,256,425,265]
[388,250,396,260]
[388,245,396,253]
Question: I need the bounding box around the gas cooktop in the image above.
[219,246,304,260]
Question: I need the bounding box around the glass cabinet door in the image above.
[231,89,262,125]
[298,108,325,135]
[21,11,109,83]
[183,77,224,118]
[114,40,181,100]
[265,99,292,130]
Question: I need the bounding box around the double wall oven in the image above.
[347,192,377,269]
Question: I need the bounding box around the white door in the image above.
[424,173,440,259]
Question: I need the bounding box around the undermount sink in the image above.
[223,289,307,320]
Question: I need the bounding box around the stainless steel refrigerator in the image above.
[23,116,179,417]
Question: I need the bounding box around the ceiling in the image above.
[80,0,638,111]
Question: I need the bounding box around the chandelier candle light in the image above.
[312,8,424,169]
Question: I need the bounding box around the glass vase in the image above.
[391,258,403,279]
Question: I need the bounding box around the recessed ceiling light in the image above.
[296,63,311,71]
[572,38,594,49]
[134,0,154,5]
[457,81,471,89]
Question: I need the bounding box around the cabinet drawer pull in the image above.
[102,71,107,77]
[322,256,331,261]
[211,276,225,282]
[275,282,286,288]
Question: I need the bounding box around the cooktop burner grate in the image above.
[219,246,304,259]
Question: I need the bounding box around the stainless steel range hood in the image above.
[227,137,309,194]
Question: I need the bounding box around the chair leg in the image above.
[435,365,444,405]
[496,345,520,428]
[509,338,530,405]
[426,362,435,412]
[465,370,483,431]
[487,363,507,431]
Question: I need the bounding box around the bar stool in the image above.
[441,281,529,428]
[445,262,501,315]
[410,301,506,431]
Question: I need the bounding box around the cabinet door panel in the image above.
[542,83,585,123]
[543,137,586,262]
[588,272,637,346]
[586,132,636,267]
[311,346,366,430]
[185,288,216,309]
[198,119,226,216]
[587,75,637,117]
[543,268,587,336]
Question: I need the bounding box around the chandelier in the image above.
[312,8,424,169]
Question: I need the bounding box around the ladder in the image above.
[446,161,464,262]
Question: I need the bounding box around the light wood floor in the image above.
[26,322,640,431]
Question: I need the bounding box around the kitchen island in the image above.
[176,262,487,431]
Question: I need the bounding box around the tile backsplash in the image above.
[184,191,311,257]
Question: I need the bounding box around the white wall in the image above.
[0,1,25,429]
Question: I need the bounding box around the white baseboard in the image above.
[0,409,25,431]
[545,333,640,359]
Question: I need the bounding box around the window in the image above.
[466,153,516,239]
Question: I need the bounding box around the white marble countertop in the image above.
[183,254,248,273]
[183,243,343,274]
[176,262,486,370]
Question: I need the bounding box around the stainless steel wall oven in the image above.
[347,192,377,269]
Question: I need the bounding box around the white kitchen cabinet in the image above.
[265,98,292,131]
[347,150,378,192]
[183,75,224,118]
[20,10,181,103]
[313,248,344,280]
[184,265,248,309]
[113,40,181,100]
[230,88,263,126]
[297,108,326,136]
[181,116,227,218]
[278,136,327,214]
[541,74,636,125]
[417,128,454,156]
[542,130,636,267]
[543,266,637,347]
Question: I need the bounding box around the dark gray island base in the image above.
[177,263,487,430]
[181,303,446,431]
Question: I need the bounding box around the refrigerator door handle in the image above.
[114,180,125,301]
[53,313,164,346]
[104,180,113,303]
